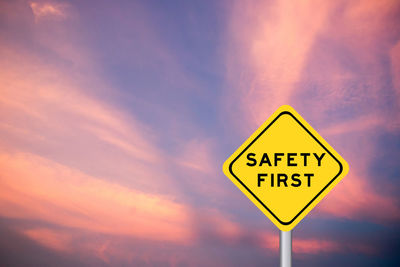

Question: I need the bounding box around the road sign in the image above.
[223,105,349,231]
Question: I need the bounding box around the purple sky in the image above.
[0,0,400,266]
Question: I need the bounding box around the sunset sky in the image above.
[0,0,400,266]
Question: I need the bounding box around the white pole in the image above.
[280,230,292,267]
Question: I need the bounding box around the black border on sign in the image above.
[228,111,343,225]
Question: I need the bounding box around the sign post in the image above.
[223,105,348,265]
[280,230,291,267]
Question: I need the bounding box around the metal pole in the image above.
[280,230,292,267]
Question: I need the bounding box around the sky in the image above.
[0,0,399,266]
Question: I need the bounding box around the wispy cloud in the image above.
[0,11,192,259]
[391,40,400,124]
[0,152,192,243]
[223,0,400,227]
[225,0,334,127]
[224,0,400,129]
[319,114,382,137]
[23,228,73,252]
[259,230,377,256]
[1,0,399,265]
[316,171,400,223]
[30,1,68,21]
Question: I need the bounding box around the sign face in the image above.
[223,105,349,231]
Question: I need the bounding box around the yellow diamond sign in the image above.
[223,105,349,231]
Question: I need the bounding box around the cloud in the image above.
[23,228,72,252]
[293,0,400,127]
[0,152,192,244]
[258,231,377,256]
[315,171,400,223]
[30,1,68,21]
[0,17,243,262]
[293,239,340,254]
[0,40,180,195]
[174,138,216,174]
[390,40,400,127]
[0,19,194,256]
[313,123,400,224]
[1,0,399,264]
[319,114,383,137]
[2,146,378,260]
[223,0,400,227]
[225,0,334,127]
[224,0,400,129]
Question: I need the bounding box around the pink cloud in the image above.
[315,125,400,224]
[223,0,400,226]
[194,208,242,244]
[0,5,242,253]
[315,171,400,223]
[0,43,183,196]
[259,231,333,254]
[0,152,193,244]
[293,239,340,254]
[0,39,201,251]
[224,0,334,128]
[174,139,216,174]
[0,145,379,259]
[224,0,400,130]
[0,148,246,262]
[30,1,69,21]
[259,231,377,255]
[0,32,241,260]
[172,138,234,198]
[390,40,400,128]
[23,228,73,252]
[0,149,247,262]
[319,114,383,137]
[293,0,400,126]
[0,1,398,263]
